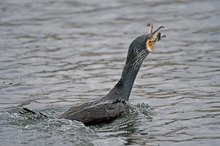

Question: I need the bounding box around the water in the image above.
[0,0,220,145]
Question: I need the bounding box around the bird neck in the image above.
[105,50,148,101]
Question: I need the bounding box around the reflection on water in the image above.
[0,0,220,146]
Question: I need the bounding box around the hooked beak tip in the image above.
[160,26,165,29]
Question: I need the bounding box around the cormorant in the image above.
[20,24,165,126]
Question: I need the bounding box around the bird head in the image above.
[124,24,166,70]
[128,24,165,59]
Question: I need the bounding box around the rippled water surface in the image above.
[1,0,220,145]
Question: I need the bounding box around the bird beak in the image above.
[146,24,166,52]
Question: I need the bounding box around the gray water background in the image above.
[0,0,220,145]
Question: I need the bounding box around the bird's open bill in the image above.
[146,23,166,52]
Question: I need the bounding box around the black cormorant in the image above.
[21,24,165,126]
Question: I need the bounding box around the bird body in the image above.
[60,99,129,125]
